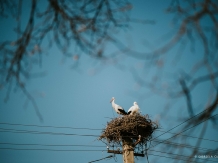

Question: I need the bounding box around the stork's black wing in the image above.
[118,108,127,115]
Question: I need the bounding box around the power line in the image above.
[0,128,99,137]
[1,125,217,144]
[0,127,217,152]
[88,155,113,163]
[0,148,213,163]
[1,122,217,142]
[152,108,218,141]
[152,140,214,152]
[0,122,101,130]
[0,126,216,149]
[0,145,216,162]
[1,125,217,143]
[0,141,207,151]
[0,141,215,153]
[0,146,216,162]
[151,114,218,148]
[0,147,106,152]
[0,120,217,154]
[0,142,105,147]
[156,129,218,143]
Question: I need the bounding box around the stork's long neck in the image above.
[111,100,115,108]
[135,104,139,109]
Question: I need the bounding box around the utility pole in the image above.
[107,135,143,163]
[122,137,134,163]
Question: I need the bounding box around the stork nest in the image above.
[99,114,158,145]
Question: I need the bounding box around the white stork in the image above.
[110,97,127,115]
[128,102,140,115]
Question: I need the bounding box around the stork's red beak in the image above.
[110,99,113,103]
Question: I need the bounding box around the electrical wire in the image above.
[1,126,217,144]
[156,129,218,143]
[0,141,216,158]
[0,143,216,162]
[0,148,106,152]
[1,145,214,162]
[150,114,218,148]
[1,122,217,142]
[0,122,101,130]
[0,127,215,150]
[0,142,105,147]
[152,140,214,152]
[0,147,216,163]
[0,140,215,152]
[0,128,99,137]
[0,127,216,152]
[152,108,218,141]
[88,155,113,163]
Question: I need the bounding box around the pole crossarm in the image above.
[107,150,145,157]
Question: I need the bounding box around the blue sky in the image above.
[0,0,218,163]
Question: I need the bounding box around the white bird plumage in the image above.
[128,102,140,115]
[110,97,127,115]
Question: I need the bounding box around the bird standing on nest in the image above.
[128,102,140,115]
[110,97,127,115]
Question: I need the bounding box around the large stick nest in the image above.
[99,114,158,145]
